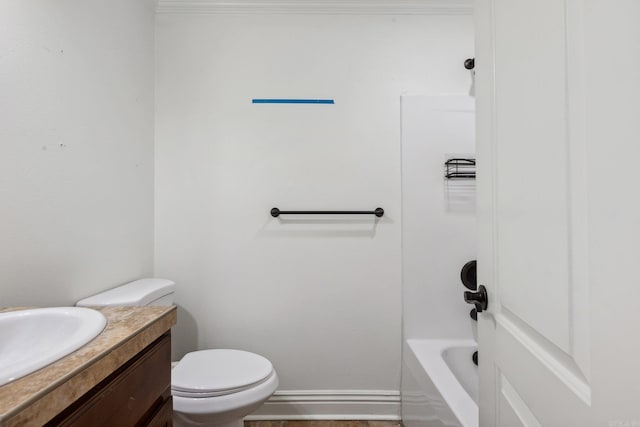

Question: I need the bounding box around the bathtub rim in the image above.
[404,338,478,427]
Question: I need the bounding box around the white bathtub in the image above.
[402,339,478,427]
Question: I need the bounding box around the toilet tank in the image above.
[76,278,175,307]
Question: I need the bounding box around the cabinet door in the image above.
[146,397,173,427]
[48,334,171,427]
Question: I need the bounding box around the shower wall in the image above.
[401,95,477,341]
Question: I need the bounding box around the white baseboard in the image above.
[245,390,401,421]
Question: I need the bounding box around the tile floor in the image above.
[245,421,403,427]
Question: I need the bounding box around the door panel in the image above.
[498,374,541,427]
[490,0,591,396]
[479,0,640,424]
[494,318,590,426]
[476,0,599,425]
[494,0,572,355]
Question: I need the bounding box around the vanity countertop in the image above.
[0,305,177,427]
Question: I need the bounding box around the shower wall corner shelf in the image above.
[445,158,476,180]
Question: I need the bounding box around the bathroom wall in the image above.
[155,5,473,418]
[0,0,156,306]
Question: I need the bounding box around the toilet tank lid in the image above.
[76,278,175,307]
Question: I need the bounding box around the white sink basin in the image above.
[0,307,107,387]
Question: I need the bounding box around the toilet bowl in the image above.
[77,278,278,427]
[172,349,278,427]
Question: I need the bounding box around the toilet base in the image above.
[174,416,244,427]
[172,369,279,427]
[216,419,244,427]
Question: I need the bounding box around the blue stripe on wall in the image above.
[252,99,335,104]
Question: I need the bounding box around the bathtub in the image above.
[402,339,478,427]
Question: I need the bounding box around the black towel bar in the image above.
[271,207,384,218]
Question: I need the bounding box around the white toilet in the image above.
[77,278,279,427]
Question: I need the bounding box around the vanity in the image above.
[0,306,177,427]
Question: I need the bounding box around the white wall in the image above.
[155,9,473,417]
[401,96,476,342]
[0,0,156,306]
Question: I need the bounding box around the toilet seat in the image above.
[172,349,274,398]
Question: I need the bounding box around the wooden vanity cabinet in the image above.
[46,332,172,427]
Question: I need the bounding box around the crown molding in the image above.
[156,0,473,15]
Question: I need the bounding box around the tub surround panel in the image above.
[401,96,476,342]
[400,97,476,426]
[0,306,176,427]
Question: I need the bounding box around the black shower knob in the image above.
[460,260,477,290]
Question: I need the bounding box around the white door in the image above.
[475,1,640,426]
